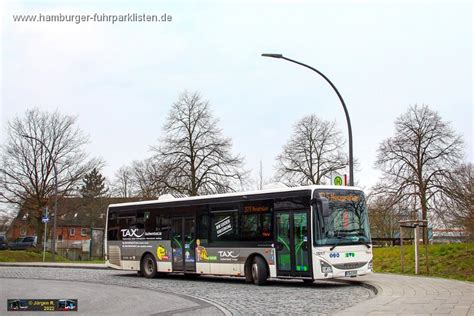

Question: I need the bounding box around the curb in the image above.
[0,262,109,270]
[332,278,380,297]
[374,271,474,285]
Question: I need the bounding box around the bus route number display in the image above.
[319,192,361,202]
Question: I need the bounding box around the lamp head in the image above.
[261,53,283,58]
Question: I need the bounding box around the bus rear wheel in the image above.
[251,256,268,286]
[141,254,158,278]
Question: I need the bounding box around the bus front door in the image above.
[171,217,196,272]
[275,211,312,277]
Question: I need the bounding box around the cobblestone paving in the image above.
[0,267,373,315]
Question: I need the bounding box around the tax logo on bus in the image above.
[218,250,239,259]
[121,229,145,238]
[329,252,340,258]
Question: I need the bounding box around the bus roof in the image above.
[108,184,363,210]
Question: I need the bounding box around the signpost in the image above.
[399,219,429,274]
[42,208,49,262]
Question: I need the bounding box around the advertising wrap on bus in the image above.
[105,185,372,285]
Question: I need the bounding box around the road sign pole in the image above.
[400,226,404,273]
[43,208,48,262]
[414,225,419,274]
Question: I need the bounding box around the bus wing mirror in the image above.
[320,197,330,217]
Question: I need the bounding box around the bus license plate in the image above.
[345,270,357,277]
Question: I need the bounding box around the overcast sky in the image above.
[1,0,472,192]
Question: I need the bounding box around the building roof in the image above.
[55,197,140,227]
[11,197,140,229]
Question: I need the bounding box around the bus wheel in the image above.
[251,256,268,286]
[141,254,157,278]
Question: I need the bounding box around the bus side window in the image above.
[136,211,145,229]
[241,212,273,241]
[156,215,171,239]
[115,211,136,240]
[210,208,239,243]
[197,212,210,245]
[107,212,118,241]
[145,211,157,233]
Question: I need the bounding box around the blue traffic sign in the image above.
[41,217,49,223]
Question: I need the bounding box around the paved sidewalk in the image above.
[335,273,474,316]
[0,262,107,269]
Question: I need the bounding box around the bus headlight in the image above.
[320,261,333,274]
[368,260,373,270]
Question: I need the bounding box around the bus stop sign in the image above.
[333,175,344,186]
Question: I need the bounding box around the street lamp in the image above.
[21,134,58,262]
[261,53,354,186]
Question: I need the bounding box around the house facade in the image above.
[7,197,139,259]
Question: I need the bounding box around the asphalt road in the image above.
[0,267,374,315]
[2,278,220,315]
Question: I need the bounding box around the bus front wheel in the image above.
[251,256,268,286]
[141,254,158,278]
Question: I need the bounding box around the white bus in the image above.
[106,185,372,285]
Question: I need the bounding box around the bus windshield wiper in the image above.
[357,238,371,249]
[329,236,345,251]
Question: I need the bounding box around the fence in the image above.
[371,237,414,247]
[46,228,104,260]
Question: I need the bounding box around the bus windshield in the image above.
[314,189,371,248]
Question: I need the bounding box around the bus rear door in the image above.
[171,217,196,272]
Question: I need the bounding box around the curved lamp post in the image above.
[21,134,58,262]
[261,53,354,186]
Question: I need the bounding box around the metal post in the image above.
[43,208,48,262]
[52,169,58,262]
[424,225,429,274]
[261,53,355,185]
[400,226,404,273]
[414,224,419,275]
[89,227,92,261]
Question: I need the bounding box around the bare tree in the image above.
[111,166,135,198]
[0,108,102,242]
[367,186,415,240]
[130,159,164,199]
[436,163,473,240]
[152,91,247,196]
[0,208,15,233]
[375,105,464,243]
[111,160,164,199]
[275,115,347,185]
